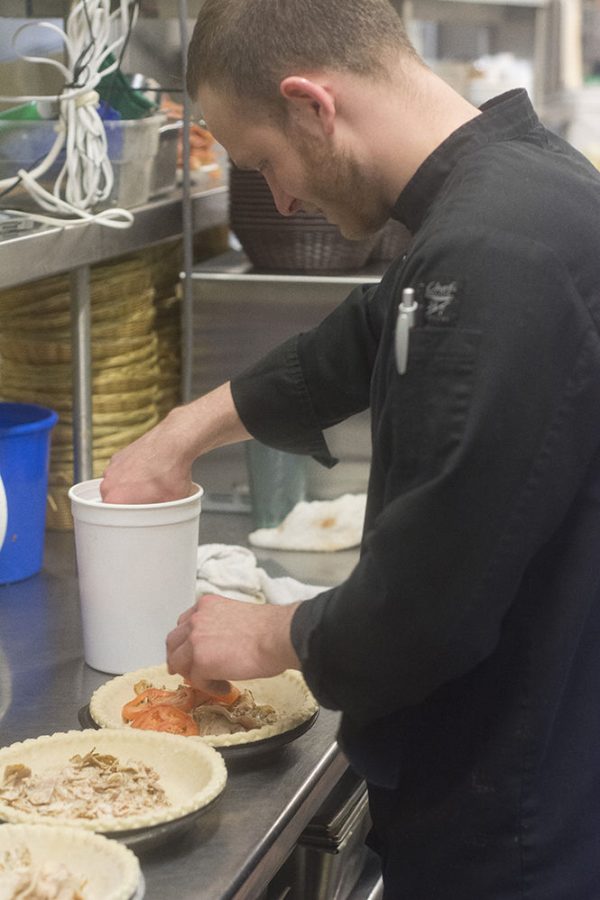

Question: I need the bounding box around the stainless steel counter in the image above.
[0,512,362,900]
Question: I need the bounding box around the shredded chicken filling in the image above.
[0,750,170,820]
[191,689,278,737]
[0,847,86,900]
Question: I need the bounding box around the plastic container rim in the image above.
[68,477,203,511]
[0,402,58,437]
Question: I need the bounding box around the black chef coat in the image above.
[231,90,600,898]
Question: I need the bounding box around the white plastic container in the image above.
[69,478,203,675]
[102,114,164,209]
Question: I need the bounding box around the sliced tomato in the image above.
[122,685,198,722]
[191,682,241,707]
[122,688,176,722]
[129,704,199,736]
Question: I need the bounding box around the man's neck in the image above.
[343,61,481,208]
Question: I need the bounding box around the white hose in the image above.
[0,0,140,229]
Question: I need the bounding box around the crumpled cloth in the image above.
[248,493,367,552]
[196,543,327,605]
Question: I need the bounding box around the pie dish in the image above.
[89,666,319,749]
[0,728,227,836]
[0,823,141,900]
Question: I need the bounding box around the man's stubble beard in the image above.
[294,131,389,240]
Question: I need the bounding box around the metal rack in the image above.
[0,0,566,480]
[0,188,227,293]
[0,186,228,481]
[0,1,228,483]
[399,0,556,103]
[189,250,383,511]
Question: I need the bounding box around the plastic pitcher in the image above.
[0,402,58,584]
[69,478,203,674]
[245,441,307,528]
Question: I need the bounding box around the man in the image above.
[101,1,600,896]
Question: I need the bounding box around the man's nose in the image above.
[264,173,297,216]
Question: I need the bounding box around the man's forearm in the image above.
[170,382,252,462]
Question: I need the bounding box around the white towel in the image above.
[248,493,367,552]
[196,543,327,606]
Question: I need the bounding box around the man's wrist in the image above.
[258,602,302,673]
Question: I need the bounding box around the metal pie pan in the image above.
[0,728,227,851]
[86,666,320,757]
[103,795,223,851]
[78,703,319,760]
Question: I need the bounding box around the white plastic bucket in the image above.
[69,478,203,675]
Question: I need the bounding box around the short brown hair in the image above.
[187,0,418,112]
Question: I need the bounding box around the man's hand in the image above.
[100,382,251,504]
[166,594,302,690]
[100,412,194,504]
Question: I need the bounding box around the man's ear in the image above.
[279,76,336,136]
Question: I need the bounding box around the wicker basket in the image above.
[0,262,153,321]
[1,358,159,391]
[89,402,160,427]
[0,331,158,366]
[0,243,195,529]
[92,306,155,339]
[0,254,163,531]
[229,165,378,272]
[92,386,159,413]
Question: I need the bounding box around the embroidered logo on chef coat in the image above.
[420,279,461,326]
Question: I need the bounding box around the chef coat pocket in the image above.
[389,327,481,491]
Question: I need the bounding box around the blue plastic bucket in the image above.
[0,402,58,584]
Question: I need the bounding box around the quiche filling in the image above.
[191,688,278,736]
[122,679,278,737]
[0,750,170,820]
[0,847,86,900]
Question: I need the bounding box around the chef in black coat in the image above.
[102,1,600,896]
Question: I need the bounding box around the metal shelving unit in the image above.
[0,186,228,481]
[399,0,557,103]
[430,0,549,7]
[0,0,229,482]
[0,0,566,479]
[189,250,383,510]
[0,188,227,292]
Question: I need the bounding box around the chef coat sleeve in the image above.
[230,281,383,467]
[290,229,600,726]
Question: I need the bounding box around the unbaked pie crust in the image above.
[89,666,319,748]
[0,823,141,900]
[0,728,227,833]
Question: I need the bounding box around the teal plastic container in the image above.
[0,403,58,584]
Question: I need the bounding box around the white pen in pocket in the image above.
[395,287,418,374]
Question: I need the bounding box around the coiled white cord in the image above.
[0,0,141,229]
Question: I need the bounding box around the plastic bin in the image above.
[0,402,58,584]
[0,114,164,211]
[150,120,180,197]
